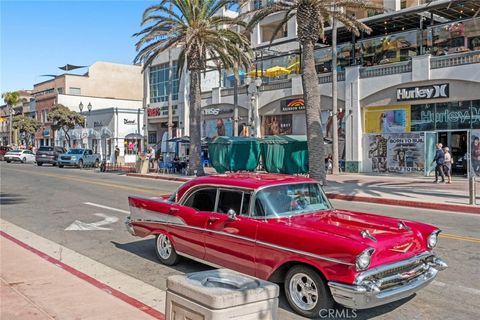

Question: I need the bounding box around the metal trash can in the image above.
[166,269,279,320]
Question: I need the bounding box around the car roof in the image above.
[178,173,317,195]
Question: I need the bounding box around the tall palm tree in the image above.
[247,0,375,184]
[2,91,21,145]
[134,0,252,175]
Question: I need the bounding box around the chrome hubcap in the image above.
[289,273,318,311]
[156,234,172,259]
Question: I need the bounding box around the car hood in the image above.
[286,209,433,266]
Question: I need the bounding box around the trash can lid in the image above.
[167,269,279,309]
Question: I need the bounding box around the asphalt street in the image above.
[1,162,479,320]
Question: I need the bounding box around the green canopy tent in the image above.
[208,136,261,173]
[260,135,309,174]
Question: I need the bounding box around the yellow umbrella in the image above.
[247,69,264,77]
[264,66,291,77]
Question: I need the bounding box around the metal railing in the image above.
[260,79,291,91]
[318,72,345,84]
[431,50,480,69]
[360,61,412,78]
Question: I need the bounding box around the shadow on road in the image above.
[112,238,212,274]
[0,193,27,205]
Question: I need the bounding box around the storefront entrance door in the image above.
[438,131,468,175]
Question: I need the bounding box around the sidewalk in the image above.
[0,231,164,320]
[126,170,480,214]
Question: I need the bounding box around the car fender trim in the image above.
[129,206,354,267]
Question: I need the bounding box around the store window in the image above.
[69,87,81,95]
[472,100,480,129]
[124,139,141,155]
[411,104,435,131]
[356,30,418,66]
[428,18,480,55]
[148,131,157,144]
[149,62,179,103]
[260,21,287,43]
[435,102,472,130]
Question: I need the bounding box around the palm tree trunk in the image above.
[188,70,204,176]
[301,41,326,184]
[233,63,240,136]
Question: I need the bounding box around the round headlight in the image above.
[427,231,439,249]
[356,248,374,271]
[71,156,77,160]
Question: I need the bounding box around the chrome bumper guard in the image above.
[328,253,447,309]
[125,216,136,236]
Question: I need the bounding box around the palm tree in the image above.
[247,0,375,184]
[134,0,252,175]
[2,91,21,145]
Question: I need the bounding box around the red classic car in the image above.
[126,173,447,318]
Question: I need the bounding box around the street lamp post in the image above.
[78,102,92,148]
[245,77,262,137]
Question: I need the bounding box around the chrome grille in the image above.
[61,156,71,160]
[366,260,427,290]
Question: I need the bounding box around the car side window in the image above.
[183,188,217,212]
[88,150,93,155]
[216,190,243,214]
[241,193,251,216]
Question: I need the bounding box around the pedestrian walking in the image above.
[147,147,155,169]
[432,143,446,183]
[443,147,453,184]
[114,145,120,165]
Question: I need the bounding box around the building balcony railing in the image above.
[431,50,480,69]
[360,61,412,78]
[260,78,292,91]
[221,86,247,97]
[318,72,346,84]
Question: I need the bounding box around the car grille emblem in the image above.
[389,242,413,253]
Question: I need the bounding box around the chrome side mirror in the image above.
[227,209,237,220]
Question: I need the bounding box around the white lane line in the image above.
[433,280,480,296]
[84,202,130,214]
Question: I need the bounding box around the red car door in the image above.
[203,189,257,276]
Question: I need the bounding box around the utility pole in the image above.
[331,3,340,175]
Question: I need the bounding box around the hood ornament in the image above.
[398,221,412,231]
[389,242,413,253]
[361,230,377,242]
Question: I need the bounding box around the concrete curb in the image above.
[125,173,479,214]
[325,193,480,214]
[126,173,190,182]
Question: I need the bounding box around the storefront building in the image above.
[55,107,144,164]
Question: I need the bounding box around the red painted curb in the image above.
[325,193,480,214]
[0,231,165,320]
[126,173,189,182]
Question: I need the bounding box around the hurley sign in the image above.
[396,84,449,101]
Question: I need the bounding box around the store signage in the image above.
[43,129,50,137]
[93,121,103,127]
[396,84,449,101]
[202,107,234,116]
[147,107,161,117]
[124,119,136,125]
[281,98,305,112]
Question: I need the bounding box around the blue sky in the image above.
[1,0,157,92]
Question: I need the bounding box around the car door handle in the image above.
[208,217,220,224]
[169,207,179,213]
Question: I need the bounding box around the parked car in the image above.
[58,148,101,168]
[4,149,36,163]
[126,173,447,318]
[35,146,67,166]
[0,146,12,161]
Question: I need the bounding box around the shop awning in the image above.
[125,133,143,139]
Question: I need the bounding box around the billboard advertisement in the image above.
[364,105,411,134]
[363,132,425,173]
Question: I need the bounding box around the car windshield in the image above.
[67,149,84,154]
[254,183,332,218]
[39,147,54,151]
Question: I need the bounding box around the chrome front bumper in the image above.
[328,253,447,309]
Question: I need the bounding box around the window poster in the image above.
[364,105,411,134]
